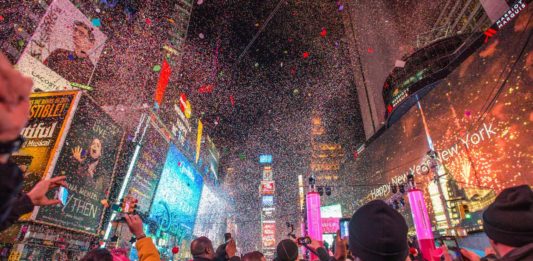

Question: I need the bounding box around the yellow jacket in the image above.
[136,237,161,261]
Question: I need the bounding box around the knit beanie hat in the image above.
[276,239,298,261]
[483,185,533,247]
[349,200,409,261]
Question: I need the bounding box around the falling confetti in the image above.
[197,0,204,5]
[320,28,327,37]
[91,18,101,27]
[302,52,309,58]
[199,33,205,39]
[153,65,161,72]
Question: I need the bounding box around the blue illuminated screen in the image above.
[149,144,204,236]
[259,154,272,164]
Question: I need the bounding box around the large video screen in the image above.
[126,119,169,214]
[193,185,228,247]
[36,94,122,234]
[149,144,203,238]
[339,3,533,220]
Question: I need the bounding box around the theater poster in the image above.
[16,0,107,91]
[35,95,122,234]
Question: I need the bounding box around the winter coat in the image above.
[493,243,533,261]
[0,161,34,231]
[136,237,161,261]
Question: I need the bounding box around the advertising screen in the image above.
[260,181,275,195]
[17,0,107,90]
[262,166,273,180]
[126,119,169,214]
[11,91,78,221]
[193,185,227,247]
[36,94,122,234]
[259,154,273,164]
[262,195,274,207]
[339,4,533,228]
[262,222,276,249]
[149,144,203,238]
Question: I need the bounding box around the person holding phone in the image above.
[0,52,70,232]
[442,185,533,261]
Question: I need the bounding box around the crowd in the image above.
[1,50,533,261]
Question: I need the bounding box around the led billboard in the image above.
[149,144,203,238]
[36,94,122,234]
[259,154,273,164]
[17,0,107,90]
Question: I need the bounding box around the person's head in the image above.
[89,138,102,160]
[348,200,408,261]
[110,248,130,261]
[80,248,113,261]
[276,239,298,261]
[191,236,215,260]
[72,21,95,55]
[482,185,533,257]
[243,251,266,261]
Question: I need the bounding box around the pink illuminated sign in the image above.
[306,192,323,240]
[408,189,436,261]
[321,218,340,234]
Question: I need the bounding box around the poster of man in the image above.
[16,0,107,90]
[36,94,122,234]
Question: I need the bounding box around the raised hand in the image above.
[27,176,68,206]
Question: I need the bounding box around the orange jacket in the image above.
[136,237,161,261]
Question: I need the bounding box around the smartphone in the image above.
[339,218,350,239]
[441,237,464,261]
[224,233,232,242]
[297,237,311,245]
[57,186,68,206]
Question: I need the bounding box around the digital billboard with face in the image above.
[149,144,203,238]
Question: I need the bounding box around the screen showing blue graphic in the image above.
[259,154,272,164]
[149,144,203,236]
[262,195,274,207]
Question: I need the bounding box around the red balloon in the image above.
[172,246,180,254]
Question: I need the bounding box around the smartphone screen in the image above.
[339,218,350,239]
[58,187,68,206]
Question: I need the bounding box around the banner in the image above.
[13,91,77,191]
[17,0,107,91]
[126,119,169,214]
[11,91,78,221]
[36,95,122,234]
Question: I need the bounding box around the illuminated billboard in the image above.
[125,119,169,214]
[320,204,342,218]
[12,91,78,222]
[17,0,107,90]
[260,181,275,195]
[262,166,273,180]
[342,4,533,228]
[193,185,227,247]
[262,222,276,249]
[262,195,274,207]
[149,144,203,237]
[36,94,122,234]
[259,154,273,164]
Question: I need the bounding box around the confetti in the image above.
[197,0,204,5]
[68,54,75,60]
[153,65,161,72]
[199,33,205,39]
[320,28,327,37]
[91,18,102,27]
[302,52,309,58]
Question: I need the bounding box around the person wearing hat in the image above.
[348,200,409,261]
[457,185,533,261]
[308,200,409,261]
[275,239,299,261]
